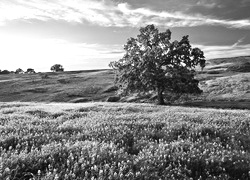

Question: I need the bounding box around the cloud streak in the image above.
[232,37,245,47]
[0,0,250,29]
[194,43,250,59]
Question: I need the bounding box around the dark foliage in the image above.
[0,69,10,74]
[50,64,64,72]
[15,68,24,74]
[26,68,36,74]
[110,25,205,105]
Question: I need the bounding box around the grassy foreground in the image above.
[1,102,250,180]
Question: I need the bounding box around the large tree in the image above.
[109,25,205,105]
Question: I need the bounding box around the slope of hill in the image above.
[1,102,250,179]
[0,69,116,102]
[190,56,250,109]
[0,56,250,109]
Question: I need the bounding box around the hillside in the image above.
[0,69,116,103]
[1,101,250,179]
[192,56,250,109]
[0,56,250,109]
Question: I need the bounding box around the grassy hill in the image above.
[191,56,250,109]
[1,101,250,179]
[0,56,250,109]
[0,69,116,102]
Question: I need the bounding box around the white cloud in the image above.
[0,0,250,29]
[232,37,245,47]
[193,43,250,59]
[196,0,223,8]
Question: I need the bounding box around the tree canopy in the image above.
[50,64,64,72]
[15,68,24,74]
[109,25,206,105]
[26,68,36,74]
[0,70,10,74]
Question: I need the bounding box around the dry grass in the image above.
[0,70,115,102]
[200,73,250,101]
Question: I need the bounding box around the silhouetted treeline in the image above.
[0,68,36,75]
[0,70,11,74]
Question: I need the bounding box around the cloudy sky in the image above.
[0,0,250,72]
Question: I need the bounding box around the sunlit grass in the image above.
[1,102,250,179]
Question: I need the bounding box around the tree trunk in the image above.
[157,87,165,105]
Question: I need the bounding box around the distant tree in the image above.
[51,64,64,72]
[1,70,10,74]
[109,25,206,105]
[15,68,24,74]
[26,68,36,74]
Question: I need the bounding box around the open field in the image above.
[0,69,116,103]
[1,102,250,179]
[0,56,250,109]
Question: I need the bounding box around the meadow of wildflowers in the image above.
[0,102,250,180]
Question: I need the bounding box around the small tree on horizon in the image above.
[26,68,36,74]
[109,25,206,105]
[50,64,64,72]
[1,70,10,74]
[15,68,24,74]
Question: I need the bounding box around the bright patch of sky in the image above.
[0,0,249,71]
